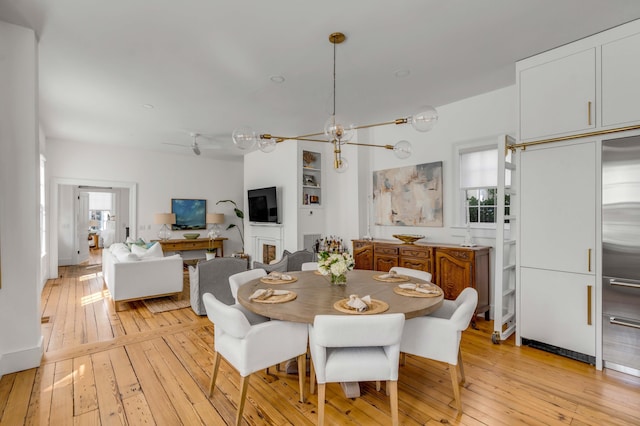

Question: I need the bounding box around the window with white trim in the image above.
[88,192,114,230]
[459,147,511,225]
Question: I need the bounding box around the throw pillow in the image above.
[131,241,164,258]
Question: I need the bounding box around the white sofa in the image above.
[102,242,183,310]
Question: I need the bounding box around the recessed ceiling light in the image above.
[143,104,154,109]
[394,69,411,78]
[270,75,285,84]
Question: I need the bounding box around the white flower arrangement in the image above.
[317,251,355,277]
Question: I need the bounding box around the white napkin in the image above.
[378,271,399,279]
[398,283,440,294]
[347,294,372,312]
[249,288,290,300]
[264,272,293,281]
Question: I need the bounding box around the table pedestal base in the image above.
[340,382,361,398]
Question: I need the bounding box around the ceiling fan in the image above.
[163,132,223,155]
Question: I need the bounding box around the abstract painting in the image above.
[373,161,443,227]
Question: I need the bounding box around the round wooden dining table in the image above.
[237,269,443,323]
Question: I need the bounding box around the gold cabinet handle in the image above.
[587,285,593,325]
[588,248,592,272]
[588,101,592,126]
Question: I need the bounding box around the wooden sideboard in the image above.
[352,239,491,319]
[157,237,227,257]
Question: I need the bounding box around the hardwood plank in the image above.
[91,350,127,425]
[121,393,156,426]
[0,373,15,419]
[25,363,55,426]
[106,346,141,400]
[0,369,36,425]
[49,359,74,426]
[72,409,100,426]
[72,355,98,416]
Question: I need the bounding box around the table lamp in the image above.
[89,219,100,231]
[206,213,225,239]
[154,213,176,240]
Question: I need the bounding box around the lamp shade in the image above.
[206,213,225,224]
[89,220,100,227]
[154,213,176,225]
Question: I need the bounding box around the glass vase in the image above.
[330,273,347,285]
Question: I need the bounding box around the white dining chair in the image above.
[389,266,432,283]
[228,268,270,325]
[203,292,309,426]
[308,313,405,426]
[399,287,478,412]
[301,261,318,271]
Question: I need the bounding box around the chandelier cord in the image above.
[332,38,336,117]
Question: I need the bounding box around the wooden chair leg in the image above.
[388,380,399,426]
[400,352,406,366]
[449,363,462,412]
[209,352,221,397]
[297,353,306,403]
[318,383,326,426]
[386,380,390,396]
[309,358,316,395]
[236,375,250,426]
[376,381,381,392]
[458,350,466,384]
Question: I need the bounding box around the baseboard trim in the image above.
[0,336,44,377]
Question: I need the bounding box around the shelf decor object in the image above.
[392,234,425,244]
[231,32,438,172]
[154,213,176,241]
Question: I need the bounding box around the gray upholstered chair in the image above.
[301,261,318,271]
[283,249,315,271]
[189,257,248,315]
[252,256,288,272]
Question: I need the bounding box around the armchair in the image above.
[308,313,405,426]
[189,256,248,315]
[203,293,308,426]
[399,287,478,412]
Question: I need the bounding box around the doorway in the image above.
[49,178,137,279]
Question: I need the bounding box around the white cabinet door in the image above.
[521,267,595,356]
[519,48,596,141]
[520,141,596,274]
[602,31,640,127]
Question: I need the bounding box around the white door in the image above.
[76,192,90,264]
[520,267,595,356]
[519,48,596,141]
[520,140,596,274]
[602,31,640,127]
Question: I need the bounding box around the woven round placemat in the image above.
[252,291,297,304]
[333,298,389,315]
[393,286,442,298]
[259,276,299,285]
[372,274,410,283]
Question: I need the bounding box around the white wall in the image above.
[0,21,42,377]
[46,139,245,259]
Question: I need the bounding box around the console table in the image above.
[157,237,227,257]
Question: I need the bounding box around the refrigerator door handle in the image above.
[610,316,640,330]
[609,279,640,289]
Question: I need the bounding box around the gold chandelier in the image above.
[232,32,438,172]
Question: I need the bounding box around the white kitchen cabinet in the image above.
[520,140,596,274]
[520,267,595,357]
[601,31,640,127]
[518,48,596,142]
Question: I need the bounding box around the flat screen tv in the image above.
[171,198,206,230]
[248,186,279,223]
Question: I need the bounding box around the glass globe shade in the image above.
[334,156,349,173]
[324,115,354,144]
[232,127,257,150]
[257,138,277,153]
[411,106,438,132]
[393,140,412,159]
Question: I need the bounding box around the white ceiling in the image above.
[3,0,640,159]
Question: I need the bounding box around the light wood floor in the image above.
[1,254,639,425]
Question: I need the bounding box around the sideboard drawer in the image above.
[375,245,398,255]
[399,246,430,259]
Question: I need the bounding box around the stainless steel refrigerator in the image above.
[602,135,640,377]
